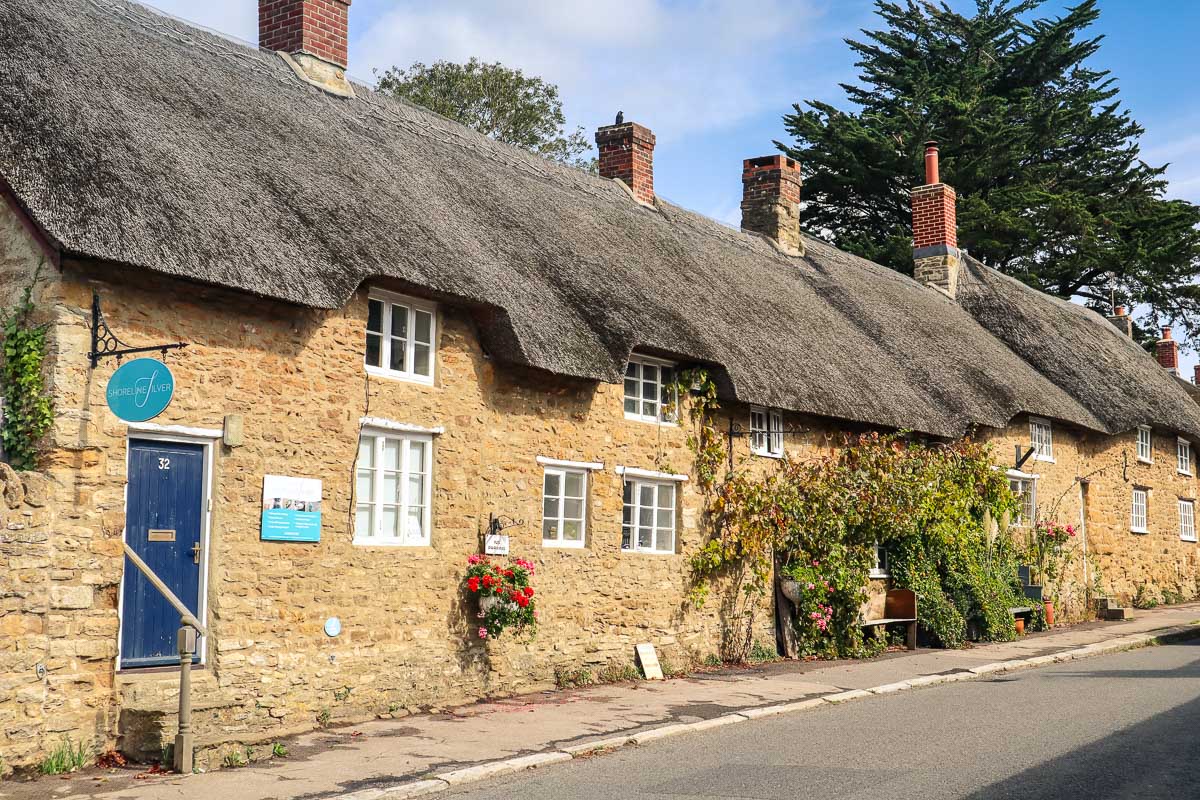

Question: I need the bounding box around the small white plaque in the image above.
[485,533,510,555]
[636,643,663,680]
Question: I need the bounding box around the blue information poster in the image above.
[261,475,322,543]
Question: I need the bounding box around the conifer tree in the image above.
[781,0,1200,340]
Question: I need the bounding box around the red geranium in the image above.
[468,577,480,592]
[463,554,537,640]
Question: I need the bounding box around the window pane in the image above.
[383,439,402,470]
[564,498,583,520]
[382,506,399,539]
[623,480,633,504]
[563,520,582,542]
[414,310,432,344]
[358,437,375,467]
[621,525,632,550]
[382,471,400,503]
[390,305,408,338]
[624,397,639,414]
[657,526,674,553]
[625,362,638,379]
[406,507,424,543]
[564,471,583,498]
[365,332,382,367]
[389,340,406,372]
[656,508,673,531]
[640,484,654,508]
[544,471,561,498]
[413,343,431,377]
[658,483,675,509]
[408,440,426,473]
[544,497,560,520]
[367,299,383,333]
[642,399,657,417]
[355,505,373,538]
[543,519,558,540]
[407,474,423,506]
[638,519,653,550]
[356,469,374,501]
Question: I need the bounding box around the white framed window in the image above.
[1131,488,1149,534]
[364,290,435,384]
[623,356,678,424]
[1180,499,1196,542]
[354,431,433,546]
[869,540,889,578]
[621,478,677,553]
[1178,438,1193,476]
[750,408,784,457]
[1029,418,1054,462]
[542,467,587,548]
[1137,426,1152,463]
[1008,473,1036,527]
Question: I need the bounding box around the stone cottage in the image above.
[2,0,1200,769]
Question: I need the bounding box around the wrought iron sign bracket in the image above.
[88,291,188,368]
[486,514,525,538]
[725,418,806,471]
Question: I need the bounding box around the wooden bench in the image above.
[860,589,918,650]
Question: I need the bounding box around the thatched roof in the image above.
[1,0,1195,439]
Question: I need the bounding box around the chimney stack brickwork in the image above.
[260,0,351,69]
[1193,363,1200,386]
[741,155,803,254]
[1106,305,1133,337]
[595,122,655,205]
[1157,327,1180,374]
[912,142,961,298]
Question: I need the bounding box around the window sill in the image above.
[1130,528,1149,535]
[620,547,677,556]
[365,366,435,386]
[1179,470,1194,477]
[542,541,586,550]
[1137,457,1153,465]
[351,539,432,548]
[1182,536,1198,543]
[751,450,784,459]
[1033,455,1055,464]
[868,570,890,580]
[623,413,679,427]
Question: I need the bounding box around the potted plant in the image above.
[1029,519,1076,627]
[464,554,537,640]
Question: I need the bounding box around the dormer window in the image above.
[1029,418,1053,462]
[365,290,435,384]
[623,355,677,424]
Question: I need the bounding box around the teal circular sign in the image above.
[106,358,175,422]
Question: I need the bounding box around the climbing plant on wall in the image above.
[1,271,53,470]
[677,373,1024,659]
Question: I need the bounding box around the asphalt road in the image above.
[444,639,1200,799]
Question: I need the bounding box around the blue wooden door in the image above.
[120,439,205,667]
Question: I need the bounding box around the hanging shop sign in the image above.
[105,358,175,422]
[261,474,323,543]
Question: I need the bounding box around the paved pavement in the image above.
[447,639,1200,799]
[6,603,1200,800]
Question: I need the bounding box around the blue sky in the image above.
[146,0,1200,358]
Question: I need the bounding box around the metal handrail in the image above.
[122,543,206,636]
[122,541,205,772]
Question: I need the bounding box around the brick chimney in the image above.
[1106,305,1132,337]
[260,1,353,96]
[741,156,803,255]
[1193,363,1200,386]
[596,122,655,205]
[912,142,961,298]
[1157,327,1179,374]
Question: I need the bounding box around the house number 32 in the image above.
[158,458,171,470]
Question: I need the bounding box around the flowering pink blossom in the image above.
[806,583,815,590]
[478,627,488,639]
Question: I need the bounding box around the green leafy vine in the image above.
[1,269,53,470]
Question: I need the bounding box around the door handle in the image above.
[191,542,202,565]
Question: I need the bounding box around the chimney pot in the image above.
[595,121,656,205]
[740,155,803,254]
[924,141,939,185]
[1193,363,1200,386]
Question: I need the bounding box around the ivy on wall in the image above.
[1,271,53,470]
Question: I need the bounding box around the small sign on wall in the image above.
[636,643,664,680]
[485,533,510,555]
[261,475,322,543]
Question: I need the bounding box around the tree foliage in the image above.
[376,58,595,171]
[780,0,1200,341]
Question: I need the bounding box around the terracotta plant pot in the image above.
[1014,618,1025,635]
[1044,600,1055,627]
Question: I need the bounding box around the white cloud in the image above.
[352,0,823,142]
[1140,123,1200,204]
